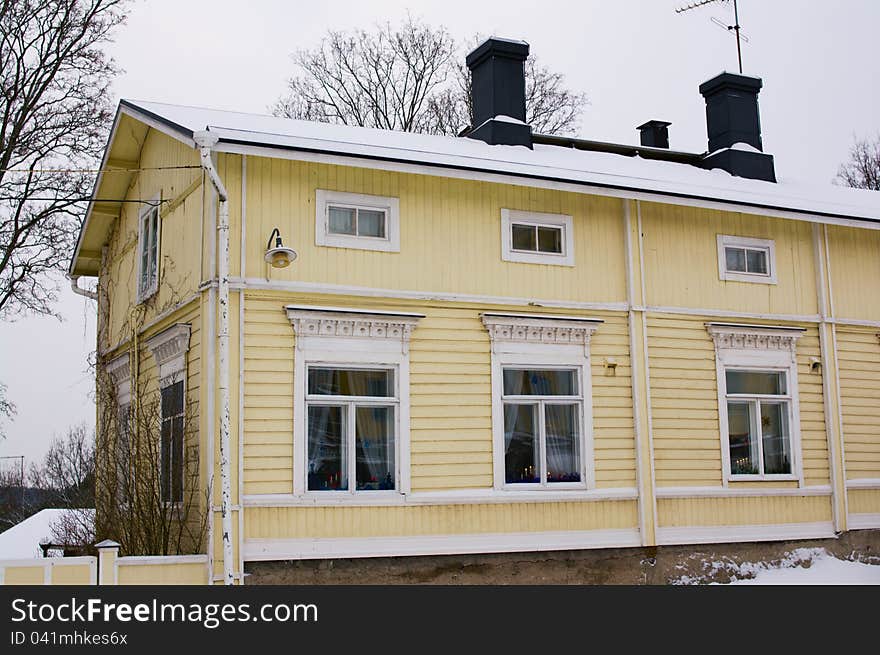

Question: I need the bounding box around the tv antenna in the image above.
[676,0,746,74]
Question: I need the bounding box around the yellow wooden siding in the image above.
[657,495,832,527]
[641,202,818,316]
[51,564,94,585]
[242,291,637,496]
[241,158,627,304]
[244,500,638,539]
[116,560,208,585]
[837,328,880,480]
[104,129,204,349]
[826,225,880,322]
[2,566,44,585]
[848,489,880,515]
[647,314,829,487]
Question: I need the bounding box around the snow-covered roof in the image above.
[0,509,95,559]
[122,99,880,224]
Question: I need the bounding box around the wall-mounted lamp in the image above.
[809,356,822,373]
[264,227,298,268]
[604,357,618,374]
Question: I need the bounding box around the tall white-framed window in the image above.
[482,312,601,490]
[501,209,574,266]
[707,323,805,485]
[137,197,161,302]
[315,189,400,252]
[717,234,776,284]
[146,324,191,505]
[287,305,423,499]
[106,352,132,503]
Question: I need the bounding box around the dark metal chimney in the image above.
[637,120,671,149]
[464,37,532,148]
[699,72,776,182]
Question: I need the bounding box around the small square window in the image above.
[717,235,776,284]
[316,190,400,252]
[501,210,574,266]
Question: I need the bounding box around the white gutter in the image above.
[69,275,98,301]
[194,130,234,586]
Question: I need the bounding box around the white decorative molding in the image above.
[706,322,805,361]
[145,323,190,386]
[481,312,603,355]
[242,528,642,562]
[845,478,880,490]
[286,305,423,354]
[105,352,131,404]
[656,485,832,499]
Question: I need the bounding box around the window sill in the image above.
[719,272,777,285]
[728,474,798,482]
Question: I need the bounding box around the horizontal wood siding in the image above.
[647,314,829,488]
[837,328,880,481]
[242,291,637,499]
[848,489,880,515]
[244,500,639,539]
[657,495,833,527]
[827,225,880,322]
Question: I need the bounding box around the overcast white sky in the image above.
[1,0,878,468]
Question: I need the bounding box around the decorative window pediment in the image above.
[105,352,131,405]
[481,312,602,355]
[286,305,423,354]
[706,322,805,364]
[146,324,191,386]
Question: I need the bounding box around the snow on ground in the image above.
[675,547,880,585]
[0,509,94,559]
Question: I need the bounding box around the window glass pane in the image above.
[355,406,395,490]
[761,402,791,474]
[307,405,347,491]
[746,249,768,274]
[328,206,356,235]
[160,418,171,502]
[725,247,746,272]
[161,381,184,416]
[504,403,538,484]
[308,368,393,397]
[511,223,537,251]
[537,226,563,254]
[726,370,786,395]
[171,415,184,503]
[503,369,577,396]
[357,209,386,238]
[545,404,580,483]
[728,402,759,475]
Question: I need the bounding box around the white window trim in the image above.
[287,305,423,499]
[483,313,601,491]
[136,196,161,303]
[717,234,777,285]
[315,189,400,252]
[105,352,131,407]
[501,209,574,267]
[707,323,805,487]
[145,324,191,507]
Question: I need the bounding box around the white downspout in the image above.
[193,130,234,586]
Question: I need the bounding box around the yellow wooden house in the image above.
[69,38,880,584]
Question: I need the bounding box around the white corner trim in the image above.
[315,189,400,252]
[501,208,575,266]
[656,521,836,546]
[145,323,191,386]
[717,234,777,285]
[847,513,880,530]
[481,312,602,354]
[655,485,832,499]
[242,528,642,561]
[286,305,423,354]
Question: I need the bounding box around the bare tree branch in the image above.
[0,0,130,321]
[273,19,588,137]
[836,133,880,191]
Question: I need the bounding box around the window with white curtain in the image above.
[483,312,600,492]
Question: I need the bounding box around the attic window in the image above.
[501,209,574,266]
[717,235,776,284]
[315,190,400,253]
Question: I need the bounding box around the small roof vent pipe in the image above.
[637,120,671,149]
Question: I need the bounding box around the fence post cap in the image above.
[95,539,121,550]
